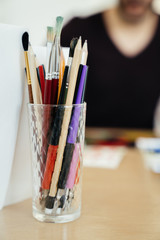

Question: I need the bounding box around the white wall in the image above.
[0,0,117,45]
[0,0,160,44]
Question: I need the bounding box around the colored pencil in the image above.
[38,65,45,103]
[28,44,42,104]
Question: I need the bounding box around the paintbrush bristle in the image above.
[22,32,29,51]
[69,38,78,58]
[47,26,54,43]
[55,16,64,37]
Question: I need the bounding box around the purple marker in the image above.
[67,65,88,143]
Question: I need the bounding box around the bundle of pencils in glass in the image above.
[22,16,88,214]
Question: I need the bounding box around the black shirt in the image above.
[61,13,160,129]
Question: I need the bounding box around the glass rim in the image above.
[27,102,86,108]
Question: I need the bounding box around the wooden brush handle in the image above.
[28,84,34,103]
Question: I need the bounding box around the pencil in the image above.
[38,65,45,103]
[28,44,42,104]
[81,40,88,65]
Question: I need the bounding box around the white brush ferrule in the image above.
[52,72,59,79]
[67,57,72,67]
[46,73,52,80]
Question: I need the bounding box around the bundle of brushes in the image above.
[22,16,88,216]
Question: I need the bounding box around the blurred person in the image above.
[61,0,160,129]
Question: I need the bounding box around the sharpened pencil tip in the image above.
[76,36,82,49]
[82,40,88,53]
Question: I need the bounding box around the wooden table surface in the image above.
[1,149,160,240]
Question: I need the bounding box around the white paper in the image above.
[84,145,127,169]
[0,23,27,209]
[4,83,32,206]
[0,39,69,209]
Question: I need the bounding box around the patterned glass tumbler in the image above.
[27,103,86,223]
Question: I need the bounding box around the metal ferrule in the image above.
[63,188,74,211]
[67,57,72,67]
[52,37,61,79]
[52,71,59,79]
[46,42,53,78]
[46,72,52,80]
[53,189,69,212]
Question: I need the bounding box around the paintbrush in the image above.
[51,16,63,105]
[40,26,55,195]
[44,26,54,104]
[40,17,63,194]
[61,38,78,104]
[41,37,78,194]
[22,32,33,103]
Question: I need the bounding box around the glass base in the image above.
[32,207,81,223]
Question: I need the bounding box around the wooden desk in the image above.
[1,149,160,240]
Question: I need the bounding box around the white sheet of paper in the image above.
[0,41,69,209]
[0,23,27,209]
[84,145,127,169]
